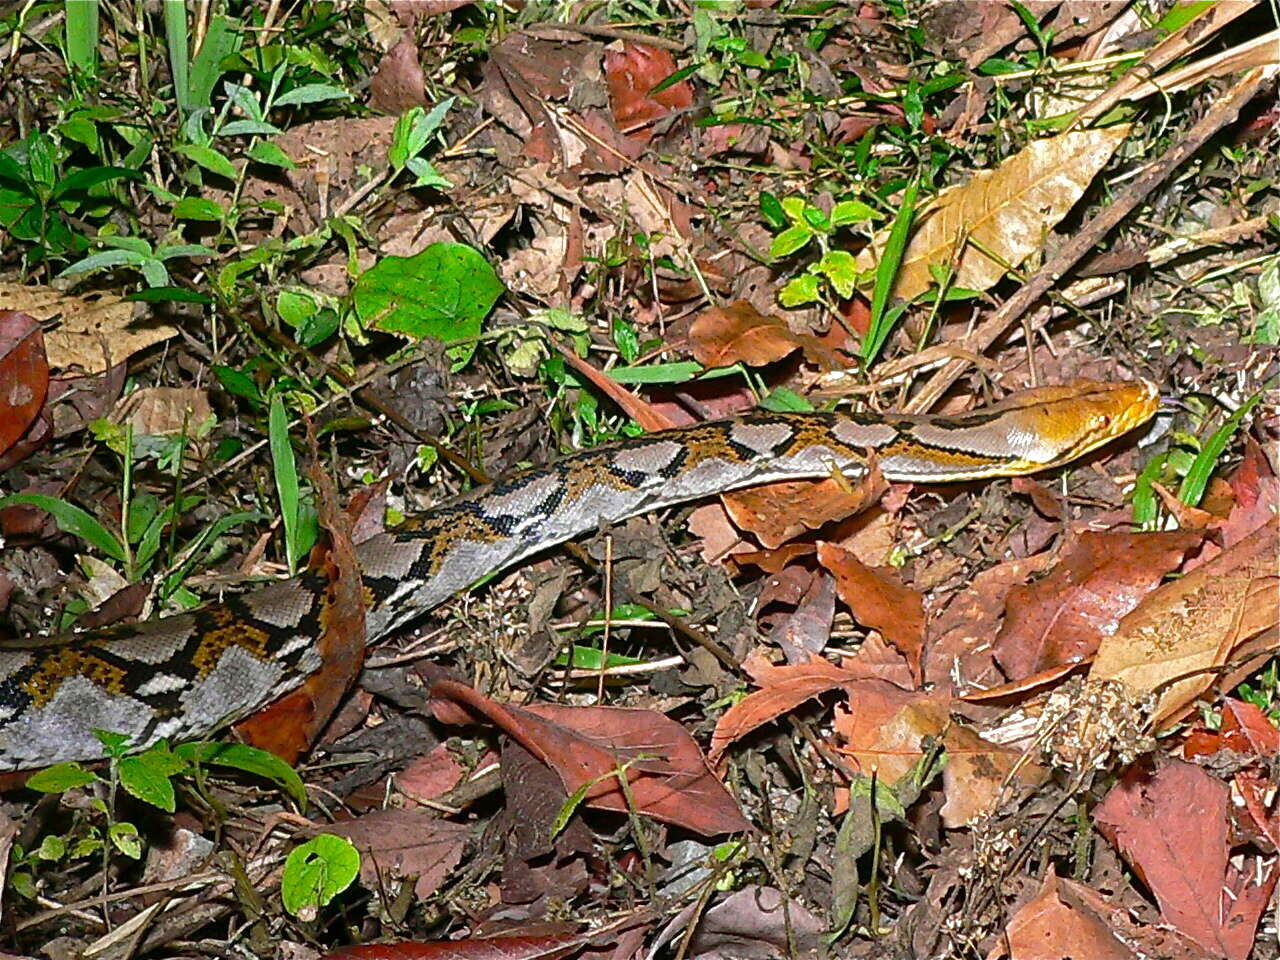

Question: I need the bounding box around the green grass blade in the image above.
[164,0,190,113]
[64,0,99,77]
[0,493,124,561]
[862,178,920,365]
[269,395,302,574]
[1177,392,1262,509]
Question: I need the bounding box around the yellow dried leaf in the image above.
[855,125,1132,302]
[0,283,178,374]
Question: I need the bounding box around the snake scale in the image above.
[0,380,1158,771]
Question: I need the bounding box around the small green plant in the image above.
[13,738,306,897]
[58,234,216,287]
[281,834,361,920]
[0,130,137,262]
[760,193,877,311]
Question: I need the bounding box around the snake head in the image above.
[1002,378,1161,470]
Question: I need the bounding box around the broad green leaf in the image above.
[269,395,302,575]
[118,745,188,812]
[172,196,223,220]
[830,199,876,227]
[26,763,101,793]
[51,166,139,198]
[218,119,282,137]
[353,242,503,367]
[1178,393,1263,509]
[779,273,821,307]
[769,223,811,259]
[0,494,124,560]
[109,822,143,859]
[817,249,859,298]
[56,249,148,278]
[213,364,262,402]
[759,192,787,230]
[274,83,352,108]
[176,143,239,181]
[281,834,360,916]
[245,140,295,168]
[606,360,703,384]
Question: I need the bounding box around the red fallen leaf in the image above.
[1094,759,1278,960]
[0,311,49,461]
[1218,436,1279,547]
[1011,475,1064,520]
[993,530,1202,680]
[430,680,748,836]
[722,458,888,550]
[923,552,1054,694]
[992,867,1136,960]
[605,42,693,141]
[326,809,468,902]
[817,541,925,684]
[325,933,587,960]
[1183,697,1280,760]
[394,742,468,805]
[709,650,864,762]
[236,420,367,763]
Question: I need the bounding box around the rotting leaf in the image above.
[854,125,1132,301]
[721,457,888,550]
[323,932,591,960]
[1090,516,1278,730]
[994,868,1138,960]
[326,809,468,902]
[993,530,1202,680]
[430,680,748,836]
[605,42,694,141]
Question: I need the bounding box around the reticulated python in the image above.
[0,380,1158,771]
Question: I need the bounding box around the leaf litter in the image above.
[0,4,1276,960]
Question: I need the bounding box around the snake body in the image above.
[0,380,1158,771]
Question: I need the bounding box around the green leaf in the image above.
[405,156,451,189]
[26,763,101,793]
[817,249,859,299]
[56,249,148,279]
[779,272,821,307]
[830,199,876,227]
[769,223,812,259]
[118,745,188,812]
[353,242,504,367]
[51,166,139,199]
[606,360,703,384]
[863,177,920,364]
[759,192,787,230]
[125,285,214,304]
[109,822,143,859]
[274,83,352,108]
[269,395,302,575]
[245,139,295,169]
[214,364,261,402]
[176,143,238,181]
[175,741,307,808]
[281,834,360,916]
[172,196,224,220]
[218,119,282,137]
[0,494,124,560]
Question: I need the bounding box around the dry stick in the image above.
[904,66,1271,416]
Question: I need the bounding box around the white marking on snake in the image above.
[728,421,794,453]
[611,440,684,475]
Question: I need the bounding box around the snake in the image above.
[0,379,1158,772]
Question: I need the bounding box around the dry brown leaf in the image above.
[1090,516,1278,729]
[112,387,212,436]
[817,541,925,683]
[722,459,888,550]
[992,868,1139,960]
[855,125,1131,301]
[688,301,820,368]
[0,284,177,374]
